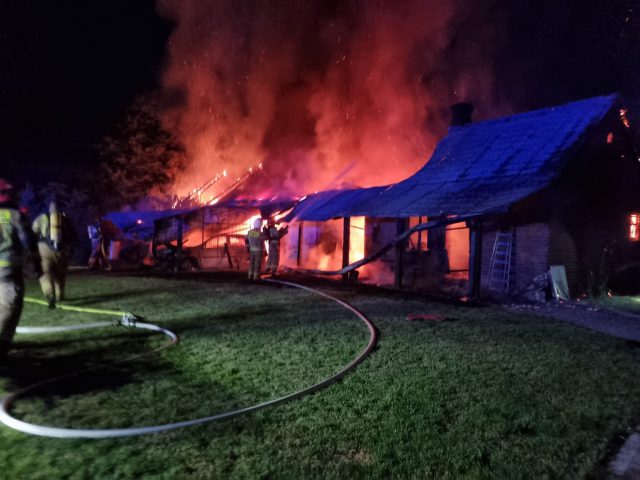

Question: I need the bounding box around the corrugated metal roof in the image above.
[106,209,191,229]
[284,186,387,222]
[339,94,618,218]
[105,210,194,240]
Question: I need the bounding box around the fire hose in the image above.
[0,279,377,439]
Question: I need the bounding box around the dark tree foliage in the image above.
[96,97,185,211]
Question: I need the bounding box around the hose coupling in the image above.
[119,313,139,327]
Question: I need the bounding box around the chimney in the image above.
[449,102,474,127]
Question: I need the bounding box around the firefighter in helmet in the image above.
[32,200,72,309]
[0,179,41,358]
[245,217,265,280]
[87,218,111,271]
[263,218,288,276]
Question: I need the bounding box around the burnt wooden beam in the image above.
[394,218,408,287]
[176,216,183,272]
[296,221,304,266]
[342,217,351,280]
[223,242,234,268]
[468,219,483,299]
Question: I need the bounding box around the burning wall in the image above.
[282,217,394,284]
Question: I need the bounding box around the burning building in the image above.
[151,175,294,272]
[284,94,640,299]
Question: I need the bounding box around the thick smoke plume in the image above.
[156,0,504,198]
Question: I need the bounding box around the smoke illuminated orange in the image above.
[153,0,474,198]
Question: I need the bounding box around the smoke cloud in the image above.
[155,0,507,198]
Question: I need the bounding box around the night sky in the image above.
[0,0,171,184]
[1,0,638,187]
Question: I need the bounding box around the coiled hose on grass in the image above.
[0,279,377,439]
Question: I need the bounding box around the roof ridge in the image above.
[450,93,618,131]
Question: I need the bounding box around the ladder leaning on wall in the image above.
[488,229,514,294]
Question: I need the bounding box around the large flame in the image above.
[153,1,501,283]
[154,0,482,197]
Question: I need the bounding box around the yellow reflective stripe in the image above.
[0,259,17,267]
[23,297,128,316]
[33,214,48,237]
[50,213,61,244]
[0,210,11,223]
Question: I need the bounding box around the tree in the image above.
[95,96,185,211]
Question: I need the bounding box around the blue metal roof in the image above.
[339,94,619,218]
[106,210,193,240]
[283,186,388,222]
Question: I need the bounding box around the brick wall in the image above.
[481,223,551,297]
[512,223,551,294]
[547,220,580,293]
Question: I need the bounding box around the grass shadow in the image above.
[2,332,168,392]
[62,287,179,306]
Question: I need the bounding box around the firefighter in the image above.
[263,218,288,275]
[87,218,111,271]
[0,179,41,358]
[32,201,72,309]
[245,217,265,280]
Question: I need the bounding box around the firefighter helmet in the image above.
[0,178,16,204]
[252,217,262,229]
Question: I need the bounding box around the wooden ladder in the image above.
[489,229,514,294]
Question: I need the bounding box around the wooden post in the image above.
[342,217,351,280]
[199,208,205,268]
[296,222,304,266]
[176,216,183,272]
[223,241,234,268]
[468,219,483,299]
[394,218,408,287]
[201,208,205,248]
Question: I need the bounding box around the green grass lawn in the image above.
[1,272,640,479]
[593,294,640,315]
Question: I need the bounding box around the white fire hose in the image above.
[0,279,377,439]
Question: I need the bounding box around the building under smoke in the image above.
[284,94,640,299]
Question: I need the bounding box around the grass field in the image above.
[1,272,640,479]
[593,294,640,315]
